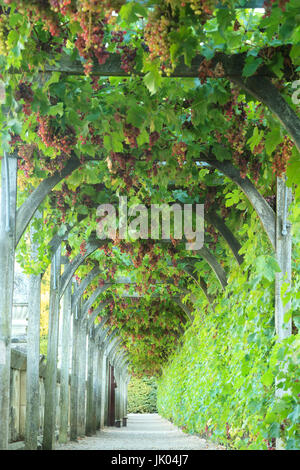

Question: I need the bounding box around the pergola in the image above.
[0,0,297,451]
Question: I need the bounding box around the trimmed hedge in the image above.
[127,376,158,413]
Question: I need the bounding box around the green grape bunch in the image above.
[0,13,8,55]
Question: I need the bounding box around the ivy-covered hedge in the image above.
[128,376,158,414]
[157,277,300,450]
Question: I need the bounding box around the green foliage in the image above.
[157,275,300,450]
[127,376,158,414]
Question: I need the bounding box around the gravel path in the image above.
[57,414,224,450]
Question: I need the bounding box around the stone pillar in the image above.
[42,245,61,450]
[125,375,130,420]
[275,177,292,340]
[95,348,103,430]
[100,352,107,429]
[120,375,125,424]
[0,153,17,449]
[58,280,72,444]
[25,212,42,449]
[91,344,98,434]
[70,302,79,441]
[85,325,95,436]
[275,177,293,450]
[77,314,87,437]
[104,356,110,427]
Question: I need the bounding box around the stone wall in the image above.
[9,348,68,443]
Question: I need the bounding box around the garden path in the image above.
[57,414,224,450]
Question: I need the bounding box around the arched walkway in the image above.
[0,0,299,452]
[57,414,224,451]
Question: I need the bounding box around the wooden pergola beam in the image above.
[42,49,292,79]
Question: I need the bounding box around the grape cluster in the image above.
[18,143,36,177]
[198,60,215,84]
[80,241,87,257]
[263,0,289,16]
[198,59,225,84]
[37,114,76,155]
[111,30,125,44]
[4,0,61,36]
[64,241,72,258]
[119,46,137,74]
[3,0,128,75]
[54,190,69,222]
[172,141,187,167]
[75,21,109,75]
[0,14,8,55]
[166,0,214,17]
[49,0,72,16]
[144,7,173,73]
[272,136,293,177]
[37,114,76,172]
[14,81,34,116]
[89,125,103,146]
[49,183,79,222]
[148,131,160,150]
[15,81,33,102]
[110,30,137,74]
[265,195,276,211]
[123,123,140,148]
[249,157,262,184]
[223,101,258,179]
[77,0,125,14]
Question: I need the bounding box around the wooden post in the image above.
[42,245,61,450]
[58,280,72,444]
[100,351,107,429]
[109,365,116,426]
[275,177,292,340]
[125,375,130,419]
[77,314,87,437]
[25,212,42,449]
[70,298,80,441]
[104,356,110,427]
[85,325,95,436]
[95,348,102,430]
[275,177,293,450]
[91,343,99,434]
[120,375,125,423]
[0,153,17,450]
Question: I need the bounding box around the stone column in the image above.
[0,153,17,449]
[95,348,103,430]
[85,325,95,436]
[25,212,42,449]
[58,280,72,444]
[100,352,107,429]
[275,177,292,340]
[104,356,110,427]
[91,343,98,434]
[275,177,293,450]
[70,301,79,441]
[77,314,87,437]
[42,245,61,450]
